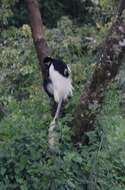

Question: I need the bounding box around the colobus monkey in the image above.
[43,57,73,122]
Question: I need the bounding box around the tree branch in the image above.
[25,0,59,151]
[72,0,125,144]
[117,0,125,17]
[25,0,50,76]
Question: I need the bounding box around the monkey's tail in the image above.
[53,98,63,122]
[48,98,63,151]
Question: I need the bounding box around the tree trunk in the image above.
[72,0,125,144]
[117,0,125,17]
[25,0,50,77]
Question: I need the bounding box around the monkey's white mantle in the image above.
[49,64,73,103]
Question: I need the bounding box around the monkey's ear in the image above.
[67,64,71,73]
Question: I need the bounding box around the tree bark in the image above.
[117,0,125,17]
[25,0,50,77]
[72,0,125,144]
[25,0,58,151]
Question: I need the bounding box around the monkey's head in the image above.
[43,56,53,65]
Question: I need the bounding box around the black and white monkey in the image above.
[43,57,73,122]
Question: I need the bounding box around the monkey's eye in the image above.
[64,68,68,76]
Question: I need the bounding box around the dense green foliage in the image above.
[0,0,125,190]
[0,0,117,28]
